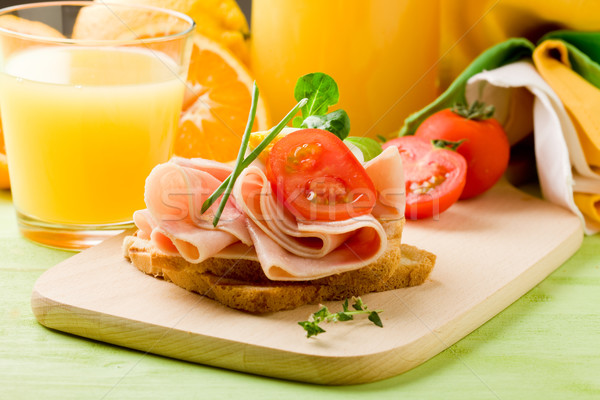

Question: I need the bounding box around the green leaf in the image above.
[313,306,329,322]
[342,299,349,312]
[352,298,365,311]
[300,109,350,140]
[343,137,383,162]
[292,116,304,128]
[337,312,353,321]
[368,312,383,328]
[298,321,326,338]
[294,72,339,119]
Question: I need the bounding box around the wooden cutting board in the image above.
[31,182,583,385]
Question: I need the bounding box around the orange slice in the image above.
[175,34,269,162]
[75,0,250,65]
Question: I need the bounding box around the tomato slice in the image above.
[382,136,467,220]
[266,129,376,221]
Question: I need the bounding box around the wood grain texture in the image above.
[30,182,583,385]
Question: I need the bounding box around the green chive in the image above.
[210,82,259,227]
[201,96,309,224]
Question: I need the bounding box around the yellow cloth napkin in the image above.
[533,40,600,224]
[441,0,600,88]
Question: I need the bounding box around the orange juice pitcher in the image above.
[250,0,440,139]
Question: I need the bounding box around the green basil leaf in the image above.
[343,137,383,162]
[294,73,339,119]
[300,109,350,140]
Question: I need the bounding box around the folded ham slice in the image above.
[232,165,389,280]
[365,146,406,221]
[134,146,405,281]
[134,157,251,263]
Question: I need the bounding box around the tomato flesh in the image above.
[383,136,467,220]
[266,129,376,221]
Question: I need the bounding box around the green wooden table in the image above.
[1,188,599,399]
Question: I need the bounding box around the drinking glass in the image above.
[0,1,194,250]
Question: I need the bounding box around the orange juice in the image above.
[251,0,440,138]
[0,46,185,224]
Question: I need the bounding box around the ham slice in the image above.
[134,158,251,264]
[135,146,405,280]
[245,219,386,280]
[364,146,406,221]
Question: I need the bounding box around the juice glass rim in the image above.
[0,1,196,45]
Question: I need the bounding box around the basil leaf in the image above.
[343,137,383,162]
[294,72,339,119]
[300,109,350,140]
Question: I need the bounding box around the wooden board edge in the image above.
[31,286,420,384]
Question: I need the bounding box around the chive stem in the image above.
[201,96,309,225]
[210,82,259,227]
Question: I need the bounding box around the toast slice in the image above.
[123,234,436,313]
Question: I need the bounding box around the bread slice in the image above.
[123,233,436,313]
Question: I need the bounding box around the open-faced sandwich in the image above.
[123,73,436,313]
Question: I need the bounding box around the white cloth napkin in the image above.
[465,61,600,234]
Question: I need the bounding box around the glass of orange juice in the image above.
[251,0,440,139]
[0,1,194,250]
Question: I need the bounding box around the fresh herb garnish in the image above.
[343,137,383,162]
[201,95,309,224]
[211,82,259,227]
[301,110,350,140]
[292,72,350,140]
[298,297,383,338]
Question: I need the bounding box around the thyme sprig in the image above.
[298,297,383,338]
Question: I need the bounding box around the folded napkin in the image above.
[399,34,600,234]
[532,39,600,227]
[465,61,599,234]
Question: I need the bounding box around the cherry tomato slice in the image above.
[383,136,467,220]
[266,129,376,221]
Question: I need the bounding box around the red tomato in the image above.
[266,129,376,221]
[383,136,467,220]
[415,106,510,199]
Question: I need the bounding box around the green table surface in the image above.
[1,188,599,400]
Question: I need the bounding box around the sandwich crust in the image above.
[123,228,436,313]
